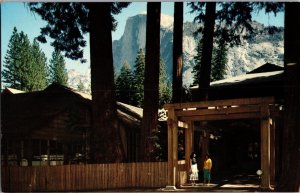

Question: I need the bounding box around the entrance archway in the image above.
[163,97,280,190]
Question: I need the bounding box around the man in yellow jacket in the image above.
[203,153,212,185]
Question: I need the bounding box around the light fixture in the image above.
[256,169,263,179]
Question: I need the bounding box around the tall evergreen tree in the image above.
[29,3,130,163]
[211,42,228,81]
[49,50,68,86]
[276,2,300,191]
[115,61,134,104]
[192,41,228,84]
[197,2,216,101]
[189,2,284,97]
[141,2,161,161]
[2,27,47,91]
[192,40,203,86]
[29,39,48,90]
[132,48,145,108]
[159,58,172,107]
[2,27,23,89]
[172,2,184,103]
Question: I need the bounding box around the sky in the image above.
[1,2,284,75]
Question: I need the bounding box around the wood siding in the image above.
[1,162,168,192]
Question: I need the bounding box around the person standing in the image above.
[203,153,212,185]
[190,152,198,185]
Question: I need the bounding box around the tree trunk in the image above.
[195,2,216,166]
[172,2,184,103]
[276,2,300,191]
[89,3,124,163]
[197,2,216,101]
[140,2,161,161]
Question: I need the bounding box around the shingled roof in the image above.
[1,83,144,139]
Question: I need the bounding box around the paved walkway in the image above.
[100,174,268,192]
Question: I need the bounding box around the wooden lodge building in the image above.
[1,83,144,166]
[1,63,285,190]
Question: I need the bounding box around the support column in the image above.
[47,140,50,166]
[270,118,276,187]
[26,139,33,166]
[166,109,178,189]
[260,104,271,189]
[185,121,193,173]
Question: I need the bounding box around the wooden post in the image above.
[26,139,33,166]
[270,118,276,187]
[47,140,50,166]
[4,139,8,166]
[166,109,178,189]
[260,104,271,189]
[185,121,193,181]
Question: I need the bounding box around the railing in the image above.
[1,162,168,192]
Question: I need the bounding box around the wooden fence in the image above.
[1,162,169,192]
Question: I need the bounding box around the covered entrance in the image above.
[163,97,281,190]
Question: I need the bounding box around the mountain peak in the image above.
[112,14,284,86]
[128,13,174,29]
[160,14,174,29]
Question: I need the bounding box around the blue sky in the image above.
[1,2,284,74]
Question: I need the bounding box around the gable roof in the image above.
[247,63,283,74]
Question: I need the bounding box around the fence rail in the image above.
[1,162,168,192]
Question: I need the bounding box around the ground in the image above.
[98,173,269,192]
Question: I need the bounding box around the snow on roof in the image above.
[4,87,26,94]
[117,102,143,118]
[191,70,283,89]
[73,90,92,100]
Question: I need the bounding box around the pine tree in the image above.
[211,42,228,81]
[192,41,228,84]
[172,2,184,103]
[29,39,48,90]
[115,61,134,104]
[140,2,161,161]
[49,50,68,86]
[2,27,22,89]
[159,58,172,107]
[2,27,46,91]
[192,40,203,86]
[29,2,130,163]
[132,48,145,108]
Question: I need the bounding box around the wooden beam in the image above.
[179,112,261,121]
[164,97,275,110]
[260,104,271,189]
[176,105,260,117]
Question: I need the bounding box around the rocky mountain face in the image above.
[68,13,284,90]
[112,14,284,86]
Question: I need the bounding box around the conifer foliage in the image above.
[132,48,145,108]
[2,27,48,91]
[159,58,172,107]
[49,50,68,86]
[211,43,228,82]
[115,61,134,104]
[116,49,172,108]
[192,40,228,85]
